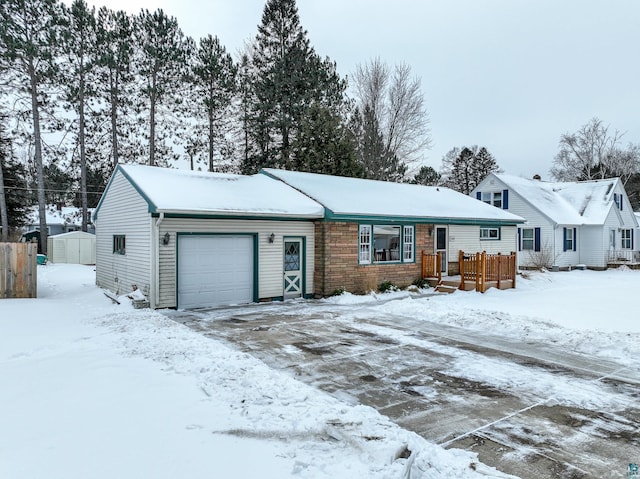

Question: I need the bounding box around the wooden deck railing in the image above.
[459,250,516,292]
[421,251,442,283]
[422,250,517,292]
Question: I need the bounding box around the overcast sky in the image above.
[83,0,640,179]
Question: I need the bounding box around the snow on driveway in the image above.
[0,264,513,479]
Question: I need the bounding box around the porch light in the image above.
[268,233,275,243]
[162,232,170,245]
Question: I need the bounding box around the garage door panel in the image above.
[178,235,254,309]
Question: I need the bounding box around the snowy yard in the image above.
[1,264,639,478]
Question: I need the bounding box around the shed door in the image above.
[178,235,254,309]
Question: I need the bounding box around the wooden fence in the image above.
[421,251,443,283]
[459,250,516,293]
[1,242,37,299]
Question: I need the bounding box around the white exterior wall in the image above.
[94,171,152,297]
[578,225,605,268]
[448,225,518,259]
[156,218,315,309]
[473,175,555,269]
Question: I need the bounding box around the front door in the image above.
[609,228,616,261]
[283,238,303,299]
[435,227,448,275]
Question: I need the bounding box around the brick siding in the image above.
[314,222,435,296]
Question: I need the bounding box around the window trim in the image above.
[403,225,414,262]
[113,234,126,255]
[521,227,534,251]
[621,228,633,249]
[358,223,415,265]
[358,225,371,264]
[480,226,501,240]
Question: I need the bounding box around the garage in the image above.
[177,235,254,309]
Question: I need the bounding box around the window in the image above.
[521,228,534,250]
[622,229,633,249]
[113,234,126,255]
[373,225,401,262]
[403,226,414,261]
[359,224,415,264]
[614,193,624,210]
[563,227,575,252]
[480,191,503,208]
[359,225,371,264]
[480,227,500,240]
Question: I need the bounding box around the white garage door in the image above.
[178,235,254,309]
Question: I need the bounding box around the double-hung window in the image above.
[521,228,534,250]
[563,227,576,252]
[359,225,372,264]
[359,224,415,264]
[621,229,633,249]
[403,226,414,261]
[480,191,504,208]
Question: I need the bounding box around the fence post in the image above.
[511,251,516,289]
[497,252,502,289]
[458,250,464,290]
[436,252,442,283]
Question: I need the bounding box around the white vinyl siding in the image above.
[448,225,517,258]
[95,171,152,297]
[157,218,315,309]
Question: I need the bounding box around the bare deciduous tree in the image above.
[352,58,431,171]
[551,117,639,184]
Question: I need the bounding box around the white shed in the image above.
[47,231,96,265]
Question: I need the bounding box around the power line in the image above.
[2,185,106,194]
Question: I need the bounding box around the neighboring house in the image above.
[262,168,524,297]
[472,173,639,270]
[24,205,95,236]
[94,165,324,309]
[94,165,523,309]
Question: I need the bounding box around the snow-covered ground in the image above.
[1,264,638,478]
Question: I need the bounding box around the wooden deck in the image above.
[422,250,517,293]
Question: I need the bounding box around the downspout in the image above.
[154,212,165,308]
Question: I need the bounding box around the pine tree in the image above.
[135,9,192,166]
[95,7,135,168]
[359,105,407,181]
[60,0,96,231]
[246,0,349,174]
[0,124,29,238]
[0,0,64,254]
[441,145,500,194]
[292,104,363,177]
[411,165,440,186]
[189,35,236,172]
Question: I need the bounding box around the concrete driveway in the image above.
[164,299,640,479]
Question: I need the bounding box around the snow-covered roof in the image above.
[494,174,619,225]
[27,206,94,226]
[108,164,324,219]
[263,169,524,224]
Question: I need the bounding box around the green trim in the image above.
[324,209,523,226]
[94,165,158,221]
[152,212,319,222]
[175,232,259,308]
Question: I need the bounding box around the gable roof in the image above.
[491,173,622,225]
[95,164,325,220]
[262,168,524,225]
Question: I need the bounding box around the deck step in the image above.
[435,283,458,294]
